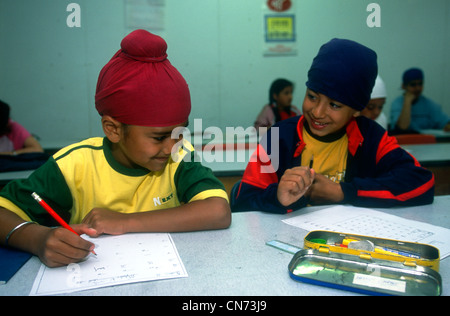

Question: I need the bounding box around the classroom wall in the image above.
[0,0,449,147]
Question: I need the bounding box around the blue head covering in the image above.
[306,38,378,111]
[402,68,424,85]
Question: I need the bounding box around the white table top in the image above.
[401,143,450,166]
[1,195,449,296]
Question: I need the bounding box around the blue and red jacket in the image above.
[233,115,435,213]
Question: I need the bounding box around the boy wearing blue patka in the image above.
[233,39,434,213]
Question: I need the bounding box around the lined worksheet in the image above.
[282,205,450,259]
[30,233,187,295]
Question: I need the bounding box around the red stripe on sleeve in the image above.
[357,174,435,201]
[242,144,278,189]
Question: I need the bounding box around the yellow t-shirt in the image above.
[301,127,348,183]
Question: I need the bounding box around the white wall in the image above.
[0,0,449,146]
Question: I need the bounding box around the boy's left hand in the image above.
[306,174,344,204]
[82,208,129,235]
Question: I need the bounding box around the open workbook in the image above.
[30,232,187,295]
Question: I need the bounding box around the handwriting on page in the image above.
[30,233,187,295]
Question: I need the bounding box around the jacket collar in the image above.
[294,116,364,157]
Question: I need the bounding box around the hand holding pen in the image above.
[302,155,345,204]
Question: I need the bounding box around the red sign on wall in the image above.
[267,0,292,12]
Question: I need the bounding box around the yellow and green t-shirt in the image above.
[0,137,228,225]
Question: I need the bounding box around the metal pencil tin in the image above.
[304,230,440,271]
[288,230,442,296]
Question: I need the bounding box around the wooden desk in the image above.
[1,195,449,296]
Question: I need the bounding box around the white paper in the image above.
[30,233,187,295]
[353,273,406,293]
[283,205,450,259]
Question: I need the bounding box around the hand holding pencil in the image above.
[31,192,98,267]
[277,160,315,207]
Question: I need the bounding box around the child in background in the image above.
[233,39,434,213]
[0,100,44,155]
[390,68,450,133]
[360,75,388,129]
[0,29,231,267]
[254,78,301,130]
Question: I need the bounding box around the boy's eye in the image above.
[307,93,317,101]
[153,135,168,142]
[330,102,341,109]
[329,102,344,109]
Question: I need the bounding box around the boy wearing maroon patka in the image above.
[0,30,231,267]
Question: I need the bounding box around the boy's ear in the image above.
[101,115,122,143]
[353,111,361,117]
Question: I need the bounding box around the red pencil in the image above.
[31,192,96,256]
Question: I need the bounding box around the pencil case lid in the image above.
[288,248,442,296]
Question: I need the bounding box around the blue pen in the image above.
[374,246,420,259]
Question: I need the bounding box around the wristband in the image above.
[5,221,38,246]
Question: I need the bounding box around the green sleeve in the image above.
[174,151,226,203]
[0,158,73,226]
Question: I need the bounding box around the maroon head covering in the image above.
[95,29,191,127]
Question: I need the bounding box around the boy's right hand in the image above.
[403,91,416,105]
[35,224,97,268]
[277,167,315,206]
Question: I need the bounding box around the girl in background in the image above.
[254,78,300,130]
[0,100,43,156]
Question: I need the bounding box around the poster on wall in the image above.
[263,0,297,56]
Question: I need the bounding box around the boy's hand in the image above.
[82,208,128,236]
[36,224,97,268]
[277,167,315,206]
[307,174,344,204]
[403,90,416,105]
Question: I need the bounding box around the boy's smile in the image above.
[302,89,359,137]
